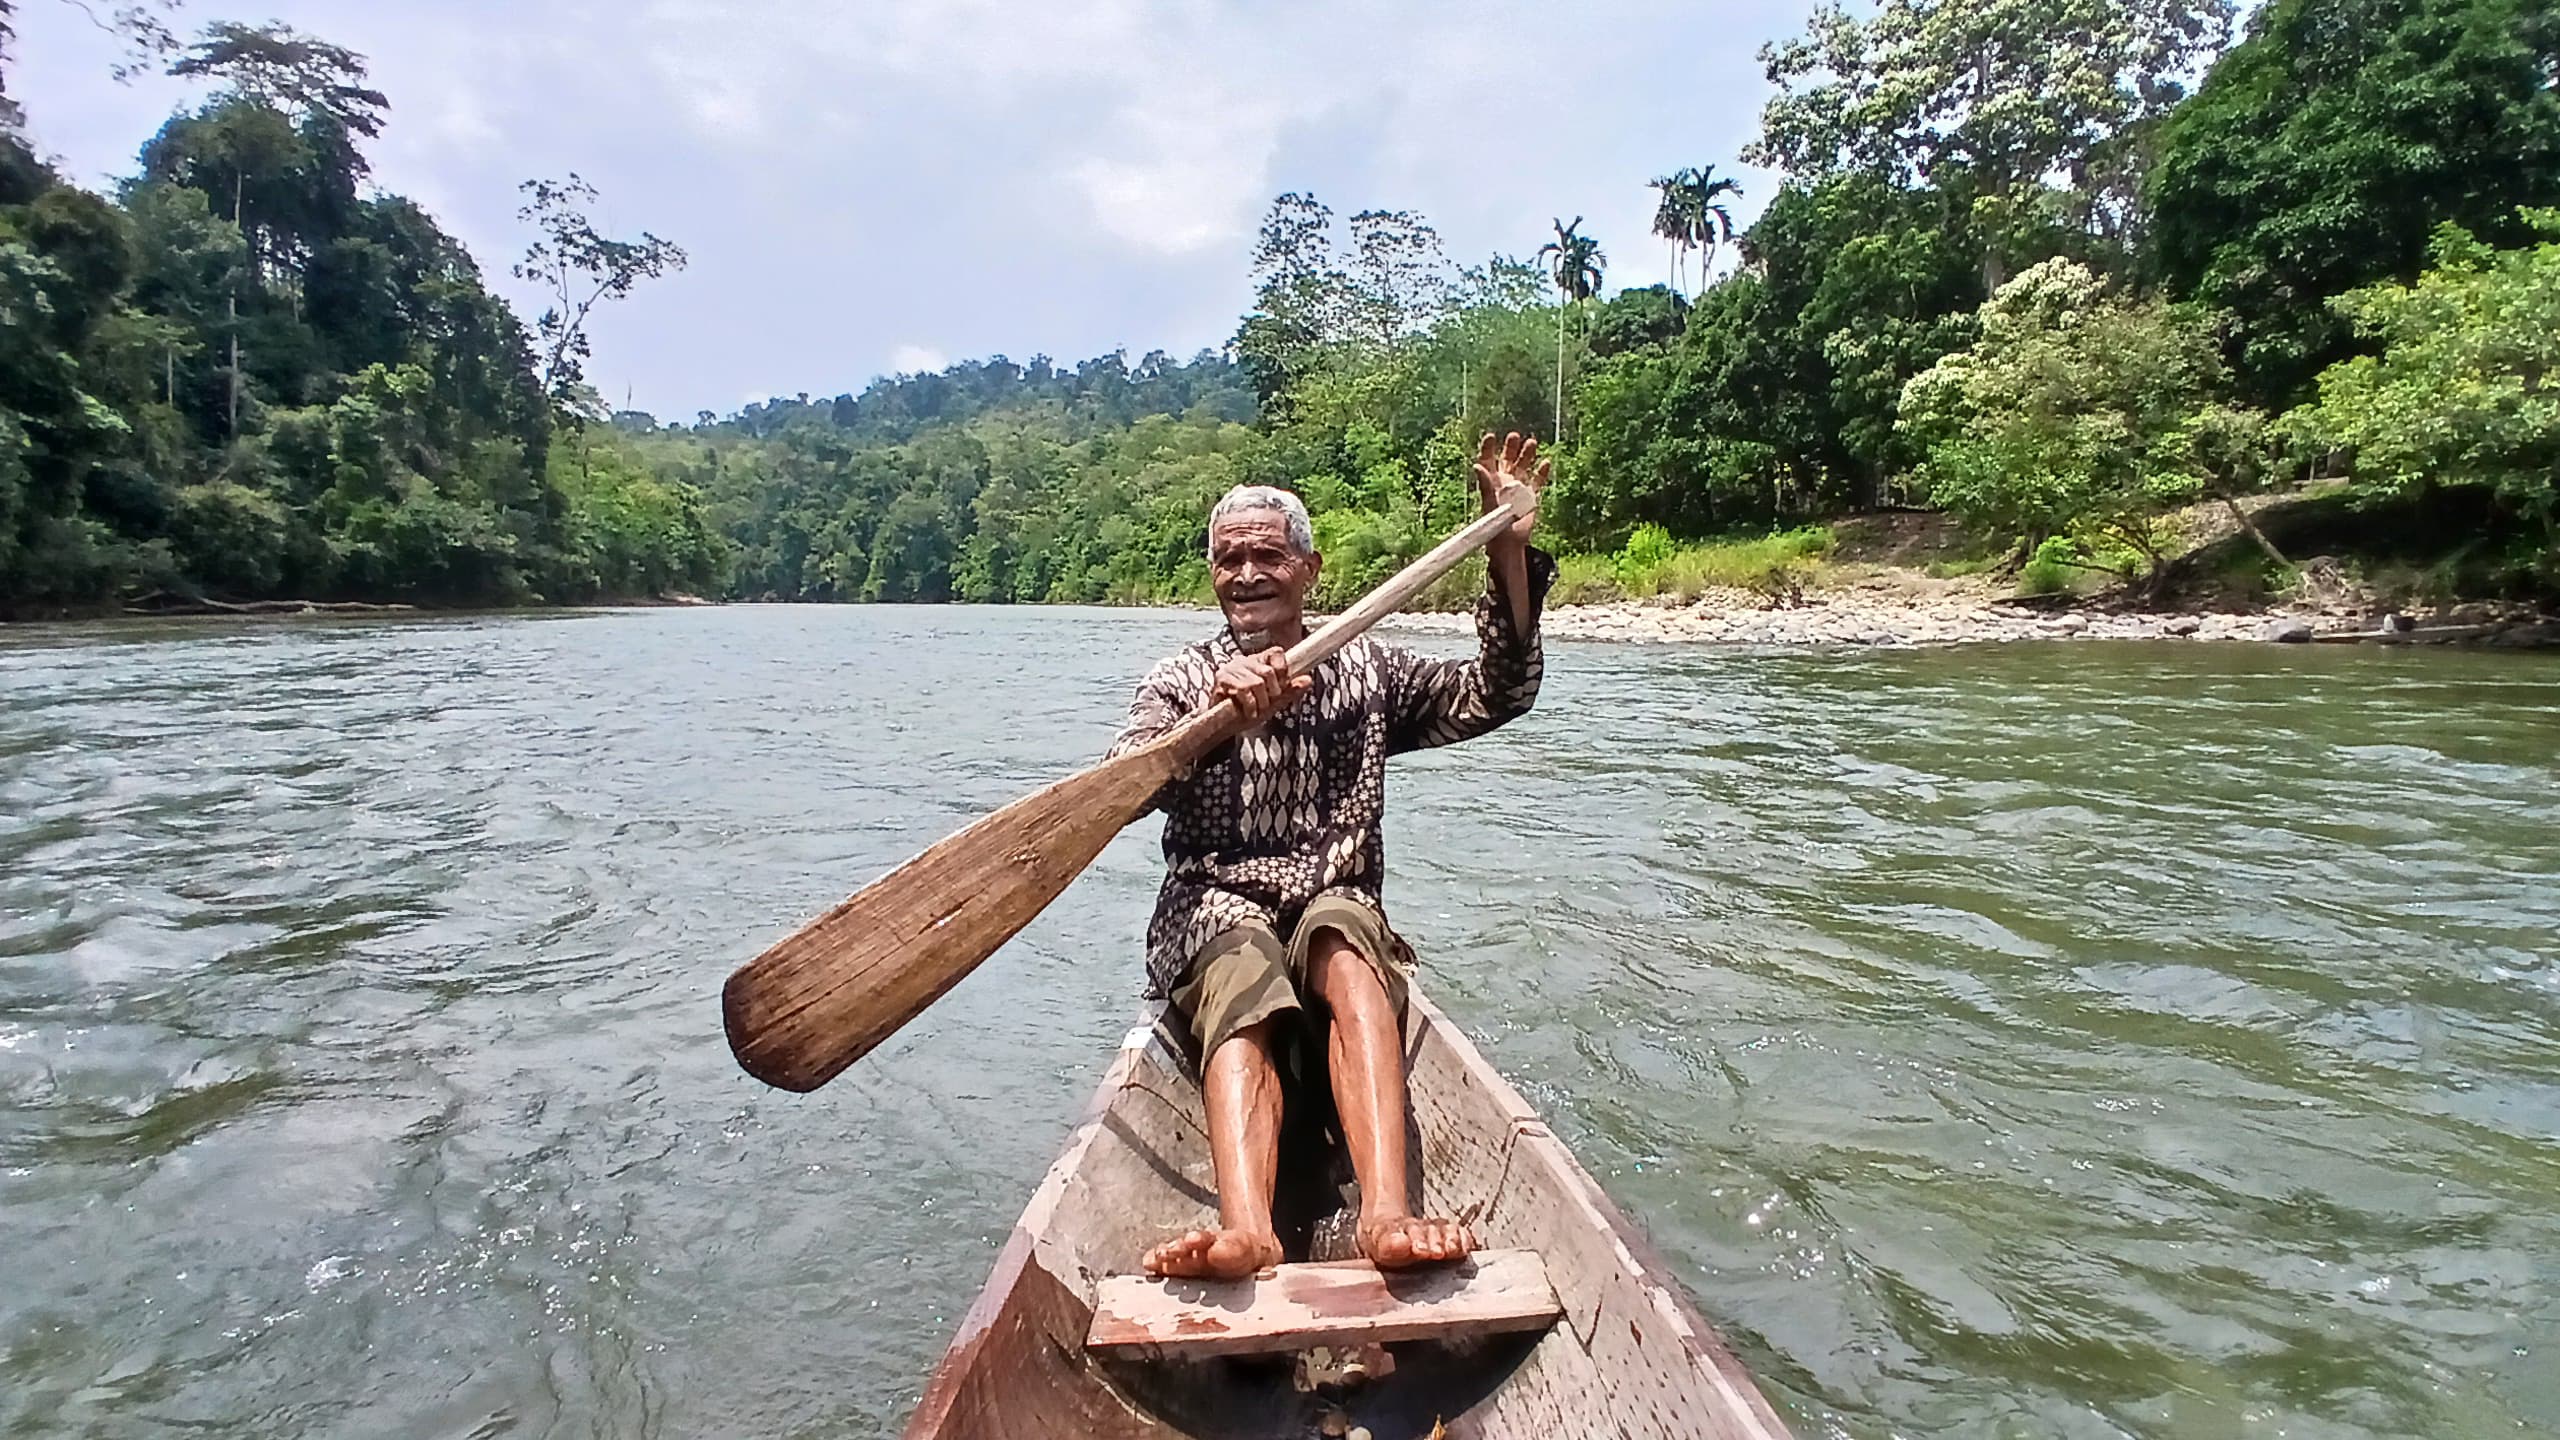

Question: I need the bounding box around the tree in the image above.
[1536,217,1605,441]
[167,21,386,142]
[1748,0,2235,288]
[1673,174,1984,510]
[1649,171,1696,293]
[1584,285,1686,359]
[2283,212,2560,583]
[1899,257,2266,580]
[0,24,738,616]
[2147,0,2560,407]
[1539,219,1607,305]
[143,23,388,437]
[1648,168,1742,295]
[1343,207,1451,347]
[1234,192,1351,412]
[513,174,686,412]
[1680,166,1745,290]
[118,178,237,413]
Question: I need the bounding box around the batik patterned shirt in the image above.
[1108,550,1556,996]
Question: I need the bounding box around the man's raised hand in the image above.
[1473,431,1551,549]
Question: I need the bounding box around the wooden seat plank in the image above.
[1085,1249,1561,1360]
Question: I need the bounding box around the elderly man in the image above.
[1108,432,1555,1280]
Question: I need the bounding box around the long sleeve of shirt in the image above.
[1384,546,1556,753]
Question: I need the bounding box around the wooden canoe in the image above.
[903,985,1792,1439]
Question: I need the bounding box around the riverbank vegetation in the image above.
[4,0,2555,619]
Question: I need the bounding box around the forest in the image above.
[4,0,2556,617]
[0,14,719,615]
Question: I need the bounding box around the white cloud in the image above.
[888,344,949,375]
[8,0,1820,416]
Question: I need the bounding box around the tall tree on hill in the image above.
[1650,171,1697,293]
[513,174,686,416]
[167,21,386,141]
[1235,192,1351,415]
[1344,207,1452,348]
[145,21,385,435]
[1684,166,1743,285]
[1748,0,2235,289]
[1537,217,1605,442]
[2147,0,2560,407]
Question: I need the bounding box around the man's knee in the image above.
[1179,927,1296,1063]
[1306,927,1387,1009]
[1209,1015,1281,1067]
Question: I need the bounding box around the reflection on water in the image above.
[3,607,2555,1436]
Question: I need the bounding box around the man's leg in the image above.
[1147,926,1299,1280]
[1145,1019,1288,1278]
[1305,929,1475,1269]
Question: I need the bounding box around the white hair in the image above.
[1206,485,1314,557]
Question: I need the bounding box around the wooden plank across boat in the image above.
[1087,1248,1563,1360]
[904,986,1790,1438]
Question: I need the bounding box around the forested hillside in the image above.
[6,0,2555,618]
[0,18,719,616]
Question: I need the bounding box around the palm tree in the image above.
[1683,166,1744,288]
[1536,217,1607,442]
[1650,170,1699,292]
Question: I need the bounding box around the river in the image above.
[2,606,2555,1438]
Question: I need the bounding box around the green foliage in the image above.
[674,376,1259,608]
[2148,0,2560,406]
[1648,166,1743,297]
[1559,175,1985,533]
[2018,536,2085,595]
[168,481,287,593]
[1231,195,1457,416]
[1550,553,1625,606]
[2283,214,2560,581]
[1750,0,2235,280]
[0,33,715,617]
[1901,259,2267,574]
[1615,522,1680,587]
[1558,526,1839,606]
[549,429,725,599]
[1584,286,1686,359]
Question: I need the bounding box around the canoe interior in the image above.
[903,990,1790,1439]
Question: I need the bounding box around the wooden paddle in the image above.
[722,482,1537,1092]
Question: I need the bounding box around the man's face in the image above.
[1209,511,1320,646]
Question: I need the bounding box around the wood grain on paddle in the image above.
[722,485,1533,1093]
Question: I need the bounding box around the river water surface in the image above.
[3,607,2556,1438]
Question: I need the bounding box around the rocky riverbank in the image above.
[1384,585,2559,648]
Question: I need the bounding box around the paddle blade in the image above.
[723,742,1183,1092]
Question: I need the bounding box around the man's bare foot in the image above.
[1359,1213,1475,1269]
[1143,1227,1284,1279]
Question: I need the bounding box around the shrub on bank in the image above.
[1616,526,1836,602]
[1527,526,1841,609]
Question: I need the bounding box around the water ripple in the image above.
[1,613,2555,1436]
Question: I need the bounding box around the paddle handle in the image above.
[1161,484,1534,770]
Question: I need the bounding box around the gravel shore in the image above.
[1383,585,2549,647]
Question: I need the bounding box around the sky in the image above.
[12,0,1820,420]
